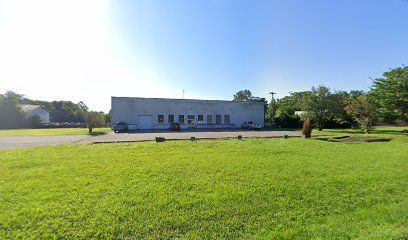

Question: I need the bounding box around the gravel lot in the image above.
[0,130,302,150]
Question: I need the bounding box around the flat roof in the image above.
[111,96,265,104]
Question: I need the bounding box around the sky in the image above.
[0,0,407,112]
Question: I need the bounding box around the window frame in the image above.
[207,115,213,124]
[178,115,185,124]
[158,114,164,124]
[198,115,204,123]
[168,114,174,124]
[216,114,222,124]
[224,114,230,124]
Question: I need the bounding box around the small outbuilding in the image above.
[111,97,265,130]
[20,104,50,124]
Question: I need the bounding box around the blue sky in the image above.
[0,0,407,112]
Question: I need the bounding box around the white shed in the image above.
[20,105,50,124]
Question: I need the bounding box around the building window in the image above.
[198,115,203,123]
[158,115,164,123]
[224,115,230,124]
[216,114,222,124]
[187,115,195,124]
[178,115,184,124]
[168,115,174,123]
[207,115,213,123]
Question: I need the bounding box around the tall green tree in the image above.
[345,95,376,133]
[369,66,408,123]
[300,86,343,131]
[233,90,253,101]
[270,92,307,128]
[0,91,27,129]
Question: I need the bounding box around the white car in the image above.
[248,123,262,130]
[241,121,262,130]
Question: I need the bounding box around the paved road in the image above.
[79,130,302,144]
[0,130,302,150]
[0,135,90,150]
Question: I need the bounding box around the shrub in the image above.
[273,114,302,128]
[302,118,312,138]
[155,137,165,142]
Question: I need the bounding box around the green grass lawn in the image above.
[0,128,407,239]
[0,127,111,136]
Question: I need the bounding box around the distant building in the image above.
[111,97,264,130]
[20,104,50,124]
[294,111,305,116]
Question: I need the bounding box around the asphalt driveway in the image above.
[0,135,90,150]
[0,130,302,150]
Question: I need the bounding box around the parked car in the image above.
[241,121,262,130]
[241,121,253,129]
[170,123,181,131]
[248,123,262,130]
[113,122,128,133]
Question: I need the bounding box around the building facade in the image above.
[20,104,50,124]
[111,97,264,130]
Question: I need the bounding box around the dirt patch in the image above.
[330,137,391,142]
[328,137,391,142]
[314,136,392,143]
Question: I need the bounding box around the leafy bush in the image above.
[302,118,312,138]
[273,113,302,128]
[86,111,106,133]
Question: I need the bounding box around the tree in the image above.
[300,86,343,131]
[86,111,106,133]
[270,92,307,128]
[105,109,112,125]
[21,96,90,123]
[0,91,27,129]
[27,115,42,128]
[369,66,408,124]
[234,90,253,101]
[345,95,376,133]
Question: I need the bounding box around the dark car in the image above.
[113,122,128,133]
[170,122,181,131]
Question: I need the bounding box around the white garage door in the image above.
[138,115,153,129]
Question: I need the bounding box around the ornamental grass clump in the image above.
[155,137,165,142]
[302,118,312,138]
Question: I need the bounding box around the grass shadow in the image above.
[323,127,407,136]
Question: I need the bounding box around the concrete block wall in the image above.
[111,97,264,130]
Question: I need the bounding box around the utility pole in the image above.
[269,91,276,115]
[269,92,277,126]
[182,89,185,99]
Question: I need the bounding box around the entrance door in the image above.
[187,115,195,128]
[138,115,153,129]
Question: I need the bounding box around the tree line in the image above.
[235,65,408,133]
[0,92,108,132]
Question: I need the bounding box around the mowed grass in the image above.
[0,129,407,239]
[0,127,111,136]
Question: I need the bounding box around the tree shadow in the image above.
[325,128,407,136]
[89,131,109,136]
[369,129,407,135]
